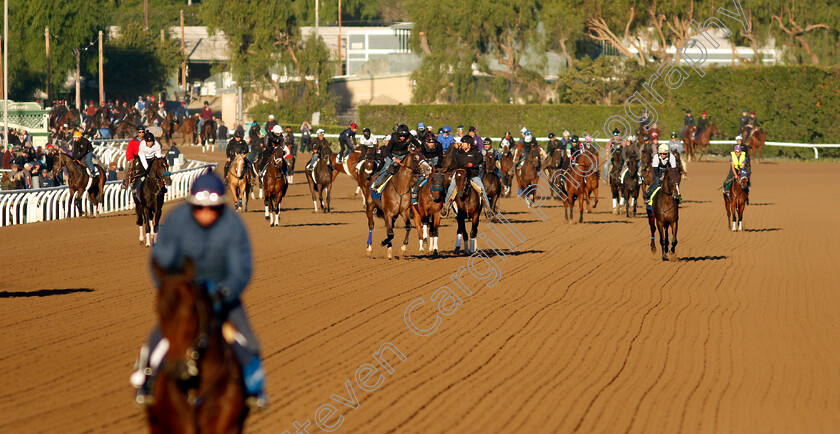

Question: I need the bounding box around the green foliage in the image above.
[101,23,181,100]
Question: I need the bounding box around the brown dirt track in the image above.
[1,149,839,433]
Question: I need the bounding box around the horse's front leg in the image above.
[647,209,657,253]
[659,221,668,261]
[670,220,678,256]
[400,209,412,255]
[469,209,480,253]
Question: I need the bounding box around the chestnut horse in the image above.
[559,157,588,224]
[330,150,362,195]
[410,170,448,256]
[745,129,766,163]
[51,150,105,218]
[694,123,718,161]
[580,145,600,212]
[179,115,199,145]
[227,154,251,212]
[647,168,681,261]
[724,168,749,232]
[516,150,540,207]
[148,259,248,434]
[263,146,289,227]
[134,158,172,247]
[365,150,431,258]
[681,126,697,161]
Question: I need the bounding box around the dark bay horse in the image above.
[51,150,105,218]
[451,168,483,255]
[724,168,749,232]
[516,151,540,207]
[545,148,566,201]
[114,109,140,139]
[640,148,654,199]
[410,170,447,256]
[134,158,172,247]
[482,151,502,215]
[609,151,623,215]
[681,126,697,161]
[622,153,640,218]
[263,147,289,227]
[366,150,431,259]
[148,259,249,434]
[745,129,766,163]
[305,151,333,213]
[647,168,681,261]
[499,145,514,197]
[694,123,718,161]
[200,119,217,153]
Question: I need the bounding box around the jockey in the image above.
[131,173,268,411]
[738,109,749,137]
[133,132,164,196]
[604,128,623,178]
[696,111,709,138]
[121,125,145,189]
[546,132,561,158]
[565,134,579,164]
[680,109,695,140]
[283,125,296,154]
[70,131,97,177]
[481,138,503,179]
[440,136,494,219]
[644,143,680,205]
[224,131,256,183]
[421,132,443,168]
[517,130,540,170]
[337,122,357,162]
[436,126,455,153]
[372,124,418,190]
[307,129,332,171]
[198,101,212,132]
[264,115,277,135]
[723,139,750,198]
[500,130,515,149]
[744,110,759,140]
[417,122,427,139]
[467,126,483,149]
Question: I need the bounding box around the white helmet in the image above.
[316,128,325,135]
[410,129,417,137]
[271,125,282,135]
[562,130,570,136]
[520,127,528,134]
[735,135,743,141]
[268,114,275,120]
[628,135,636,142]
[658,144,670,153]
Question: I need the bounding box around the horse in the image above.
[544,148,566,201]
[330,150,362,194]
[147,259,249,434]
[681,126,697,161]
[558,156,588,224]
[356,157,378,208]
[724,169,749,232]
[160,111,178,145]
[134,158,172,247]
[114,109,139,139]
[499,145,514,197]
[179,115,199,145]
[451,168,484,255]
[608,150,623,215]
[640,148,654,199]
[482,151,503,215]
[410,169,448,256]
[305,151,333,213]
[745,129,766,163]
[621,152,641,218]
[227,154,251,212]
[200,119,217,153]
[366,150,432,259]
[694,123,718,161]
[580,146,600,212]
[263,146,289,227]
[50,149,105,218]
[51,106,80,130]
[647,168,681,261]
[516,150,540,207]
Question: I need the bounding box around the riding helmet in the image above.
[548,132,555,139]
[643,134,651,141]
[271,125,282,135]
[144,131,155,142]
[671,132,678,138]
[234,130,243,138]
[188,173,226,206]
[612,128,620,136]
[136,125,146,131]
[735,135,743,141]
[443,126,451,133]
[658,144,669,153]
[363,127,371,134]
[571,135,579,143]
[734,145,742,152]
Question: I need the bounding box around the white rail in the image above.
[0,162,216,228]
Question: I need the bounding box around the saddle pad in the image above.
[374,175,393,194]
[470,180,482,194]
[648,186,661,206]
[419,178,428,188]
[620,167,629,183]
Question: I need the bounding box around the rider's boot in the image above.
[439,199,451,218]
[130,345,154,407]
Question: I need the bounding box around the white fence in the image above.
[0,160,216,228]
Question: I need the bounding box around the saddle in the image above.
[647,187,661,206]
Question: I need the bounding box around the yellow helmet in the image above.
[73,131,82,138]
[657,144,669,153]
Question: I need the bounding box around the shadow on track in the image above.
[0,288,94,298]
[678,256,728,262]
[743,228,782,232]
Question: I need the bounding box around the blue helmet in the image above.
[417,122,426,131]
[442,126,451,133]
[188,172,226,206]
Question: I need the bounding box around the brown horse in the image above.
[559,158,588,224]
[114,109,140,139]
[263,147,289,227]
[499,145,514,197]
[647,168,681,261]
[51,150,105,218]
[134,158,172,247]
[724,169,749,232]
[227,154,251,212]
[640,148,654,199]
[179,115,199,145]
[544,148,566,201]
[330,150,362,194]
[621,152,641,218]
[745,129,766,163]
[580,146,600,212]
[200,119,217,153]
[410,170,448,256]
[516,150,540,207]
[365,150,431,258]
[305,151,333,213]
[160,111,178,145]
[608,150,623,215]
[681,126,697,161]
[482,151,503,215]
[451,168,484,255]
[51,107,80,129]
[148,259,248,434]
[356,158,378,208]
[694,123,718,161]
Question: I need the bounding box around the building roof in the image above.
[168,26,229,63]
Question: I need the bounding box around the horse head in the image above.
[708,124,719,138]
[737,169,750,189]
[661,168,682,198]
[152,157,172,187]
[429,170,446,198]
[403,150,432,176]
[153,258,214,382]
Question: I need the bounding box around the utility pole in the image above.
[337,0,342,76]
[160,29,165,46]
[180,10,186,93]
[46,27,51,103]
[144,0,149,31]
[4,0,8,149]
[74,47,81,111]
[98,30,104,103]
[315,0,319,40]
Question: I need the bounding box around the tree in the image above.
[101,23,181,101]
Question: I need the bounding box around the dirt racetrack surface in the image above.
[2,149,839,433]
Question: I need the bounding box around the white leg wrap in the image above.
[422,224,428,240]
[613,198,618,208]
[456,233,462,248]
[139,226,144,241]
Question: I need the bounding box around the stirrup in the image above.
[246,395,269,412]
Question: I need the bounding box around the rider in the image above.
[264,115,277,135]
[133,131,164,196]
[420,132,443,169]
[71,131,98,177]
[481,138,503,180]
[371,124,418,191]
[744,110,759,140]
[224,131,256,183]
[546,133,561,161]
[440,136,495,219]
[681,109,695,140]
[644,143,680,205]
[738,109,749,137]
[130,172,268,411]
[604,128,623,178]
[416,122,427,140]
[436,126,455,153]
[307,129,332,171]
[337,122,358,162]
[358,127,377,162]
[500,131,515,149]
[723,140,750,198]
[122,125,146,189]
[198,101,213,132]
[696,111,709,138]
[259,125,284,174]
[517,130,540,170]
[668,132,687,175]
[467,126,483,149]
